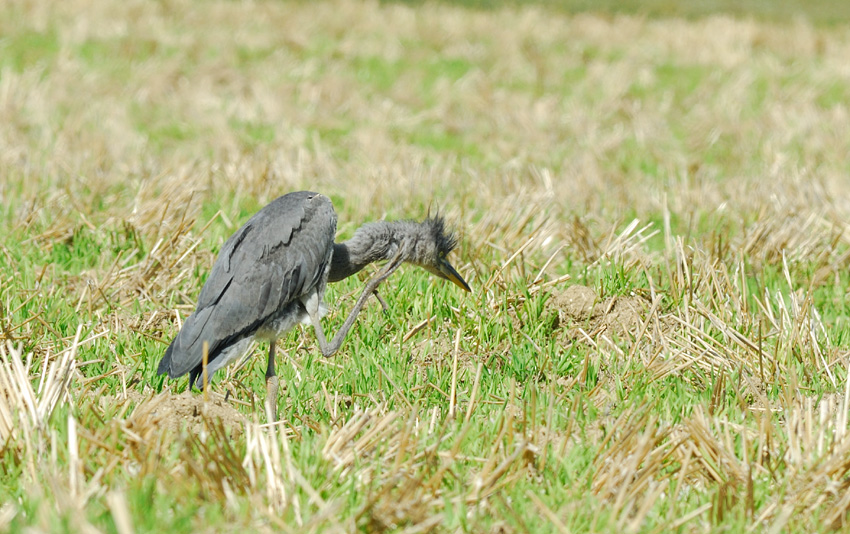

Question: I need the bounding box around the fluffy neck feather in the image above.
[328,220,436,283]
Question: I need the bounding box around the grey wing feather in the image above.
[158,191,337,378]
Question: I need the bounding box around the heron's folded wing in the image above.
[160,192,337,378]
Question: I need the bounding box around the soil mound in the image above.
[105,390,247,438]
[551,284,647,341]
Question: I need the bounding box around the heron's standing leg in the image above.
[265,340,279,421]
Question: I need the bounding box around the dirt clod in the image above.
[550,284,647,341]
[552,284,598,320]
[128,390,246,437]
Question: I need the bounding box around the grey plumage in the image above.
[157,191,469,416]
[328,216,459,283]
[157,191,335,385]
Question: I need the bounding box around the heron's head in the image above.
[415,216,471,292]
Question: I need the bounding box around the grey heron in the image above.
[156,191,469,418]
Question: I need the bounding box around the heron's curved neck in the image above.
[328,220,419,283]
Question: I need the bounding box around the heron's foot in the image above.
[373,290,389,314]
[265,375,280,422]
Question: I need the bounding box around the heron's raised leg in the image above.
[311,254,405,357]
[265,340,279,421]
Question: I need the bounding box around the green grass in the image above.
[0,28,60,72]
[386,0,850,25]
[3,1,850,533]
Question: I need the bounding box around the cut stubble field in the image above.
[2,1,850,532]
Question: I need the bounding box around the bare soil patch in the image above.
[102,390,246,437]
[551,284,648,341]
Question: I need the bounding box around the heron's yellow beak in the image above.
[438,259,471,292]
